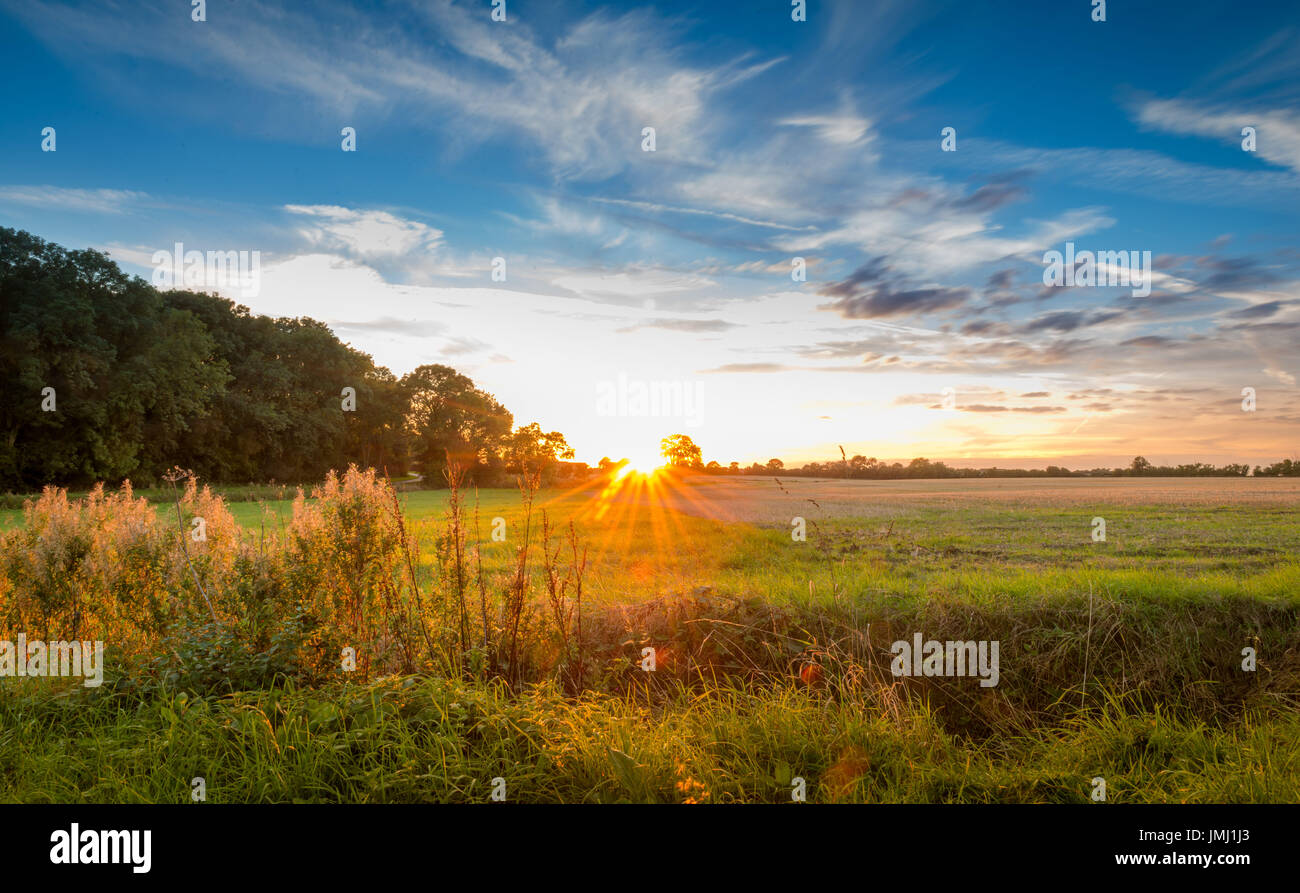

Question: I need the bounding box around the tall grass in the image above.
[3,676,1296,803]
[1,468,1297,802]
[0,464,597,695]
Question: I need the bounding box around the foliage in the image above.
[0,229,561,491]
[400,364,513,485]
[660,434,702,468]
[1,473,1298,802]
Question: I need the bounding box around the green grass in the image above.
[2,476,1298,802]
[3,677,1295,803]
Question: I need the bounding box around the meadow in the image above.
[1,472,1297,803]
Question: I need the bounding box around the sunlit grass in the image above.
[4,677,1297,803]
[2,475,1297,802]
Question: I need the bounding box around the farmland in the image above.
[1,474,1297,802]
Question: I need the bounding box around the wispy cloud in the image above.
[0,185,148,214]
[1135,98,1300,174]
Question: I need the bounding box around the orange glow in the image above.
[613,447,664,480]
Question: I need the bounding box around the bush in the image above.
[0,464,585,695]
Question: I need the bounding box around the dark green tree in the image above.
[402,364,512,484]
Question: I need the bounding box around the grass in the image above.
[1,472,1297,802]
[3,677,1295,803]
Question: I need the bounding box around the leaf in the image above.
[307,702,341,729]
[607,747,641,792]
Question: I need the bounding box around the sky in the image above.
[2,0,1298,469]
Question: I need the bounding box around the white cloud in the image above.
[0,185,148,214]
[777,195,1115,278]
[779,114,873,146]
[1136,98,1300,174]
[284,205,444,259]
[4,0,769,183]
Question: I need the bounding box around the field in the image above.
[1,474,1298,803]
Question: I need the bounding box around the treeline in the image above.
[699,458,1297,478]
[0,228,570,491]
[658,439,1298,479]
[762,455,1276,479]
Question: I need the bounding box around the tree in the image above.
[767,458,784,471]
[402,364,512,483]
[0,228,416,489]
[660,434,703,468]
[162,291,403,483]
[1130,456,1152,475]
[0,229,225,488]
[505,422,574,476]
[345,365,408,476]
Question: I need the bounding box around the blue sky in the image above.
[2,0,1298,467]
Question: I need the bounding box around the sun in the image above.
[614,447,664,479]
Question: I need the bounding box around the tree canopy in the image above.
[0,228,556,490]
[660,434,702,468]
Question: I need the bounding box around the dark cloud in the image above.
[817,257,890,299]
[1153,253,1189,271]
[951,180,1028,213]
[1023,311,1088,333]
[1195,255,1278,291]
[985,292,1025,310]
[1121,335,1175,348]
[1035,282,1072,300]
[978,267,1026,309]
[818,258,971,319]
[1022,309,1125,333]
[1020,391,1051,397]
[1116,290,1189,309]
[1227,300,1284,319]
[960,320,1008,336]
[1221,320,1300,333]
[985,268,1016,292]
